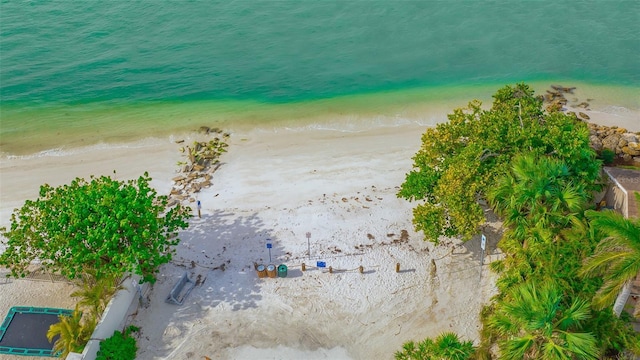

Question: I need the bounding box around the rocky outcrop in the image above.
[542,85,640,164]
[543,85,574,113]
[168,127,229,207]
[586,124,640,162]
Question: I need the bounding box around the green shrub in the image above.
[96,325,138,360]
[600,148,616,164]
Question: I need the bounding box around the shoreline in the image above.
[2,87,638,226]
[2,81,638,157]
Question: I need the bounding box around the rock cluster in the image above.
[542,85,591,121]
[168,126,229,206]
[542,85,640,163]
[587,124,640,162]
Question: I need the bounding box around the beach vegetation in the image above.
[579,207,640,314]
[96,325,139,360]
[398,83,639,357]
[486,280,599,360]
[394,331,474,360]
[480,150,639,355]
[486,154,594,295]
[47,305,96,358]
[398,83,601,243]
[0,172,191,283]
[71,271,124,320]
[599,148,616,165]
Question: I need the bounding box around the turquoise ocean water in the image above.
[1,1,639,155]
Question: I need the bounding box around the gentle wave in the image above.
[2,136,174,160]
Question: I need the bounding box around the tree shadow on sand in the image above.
[451,207,504,264]
[133,208,287,358]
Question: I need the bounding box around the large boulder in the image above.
[589,135,603,152]
[622,142,640,156]
[622,133,639,143]
[602,133,622,152]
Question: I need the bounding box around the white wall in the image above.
[66,275,147,360]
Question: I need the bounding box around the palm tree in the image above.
[71,272,123,319]
[487,281,599,360]
[488,155,589,242]
[487,155,592,293]
[395,332,475,360]
[47,305,96,358]
[580,207,640,317]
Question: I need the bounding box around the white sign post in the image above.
[306,232,311,259]
[480,234,487,265]
[479,234,487,281]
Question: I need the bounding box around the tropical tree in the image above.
[487,154,594,294]
[398,83,600,243]
[0,172,191,283]
[487,281,599,360]
[395,332,475,360]
[580,206,640,316]
[47,305,96,358]
[488,155,590,239]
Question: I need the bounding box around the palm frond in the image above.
[500,335,535,360]
[556,298,591,330]
[561,331,599,359]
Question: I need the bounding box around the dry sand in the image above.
[129,125,501,360]
[0,123,501,360]
[0,102,637,360]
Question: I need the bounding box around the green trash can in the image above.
[277,264,288,278]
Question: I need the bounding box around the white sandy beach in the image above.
[0,122,502,360]
[128,124,504,360]
[0,98,638,359]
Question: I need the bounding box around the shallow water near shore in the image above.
[2,81,639,157]
[2,1,639,155]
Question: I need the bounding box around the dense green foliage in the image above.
[395,332,474,360]
[47,306,95,358]
[580,208,640,311]
[397,84,639,358]
[487,154,595,295]
[0,173,190,283]
[484,152,638,355]
[96,326,139,360]
[599,148,616,165]
[487,281,599,360]
[399,83,600,243]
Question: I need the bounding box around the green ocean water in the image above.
[1,1,639,155]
